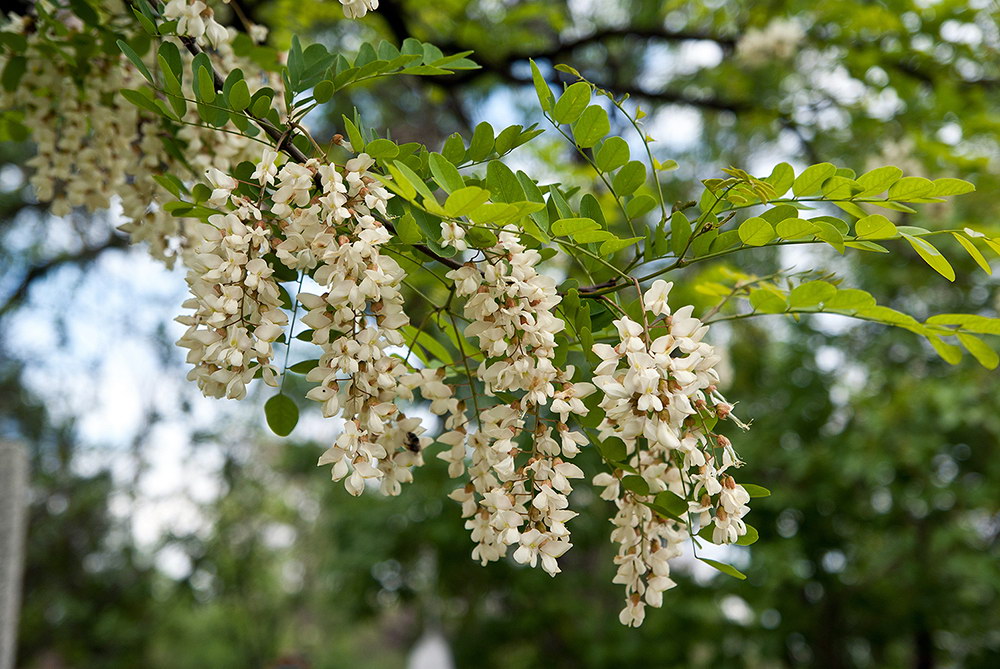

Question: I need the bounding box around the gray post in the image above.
[0,442,28,669]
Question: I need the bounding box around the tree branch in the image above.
[0,235,129,318]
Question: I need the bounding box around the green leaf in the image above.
[264,394,299,437]
[571,104,610,148]
[788,281,837,308]
[613,161,647,196]
[442,133,466,164]
[228,78,251,110]
[116,40,153,84]
[775,217,817,239]
[598,438,627,463]
[952,233,991,275]
[738,217,776,246]
[395,212,423,243]
[1,56,26,92]
[621,475,650,496]
[626,195,657,219]
[428,152,464,193]
[888,176,934,201]
[902,233,955,281]
[928,335,962,365]
[552,217,599,237]
[792,162,836,196]
[742,483,771,498]
[749,289,786,314]
[854,214,897,240]
[196,65,216,102]
[342,116,364,152]
[825,289,877,311]
[856,166,903,196]
[119,88,163,116]
[600,236,643,256]
[736,524,760,546]
[69,0,101,25]
[957,333,999,369]
[468,121,495,161]
[595,137,630,173]
[288,359,319,374]
[364,138,399,160]
[486,161,524,203]
[529,59,554,111]
[654,490,688,516]
[552,81,591,124]
[698,558,747,580]
[930,178,975,197]
[391,161,435,200]
[765,162,794,197]
[670,211,691,256]
[445,186,491,217]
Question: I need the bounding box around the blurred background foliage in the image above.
[2,0,999,667]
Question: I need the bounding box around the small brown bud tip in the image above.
[723,475,737,489]
[716,434,731,448]
[715,402,733,419]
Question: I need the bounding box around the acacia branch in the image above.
[176,36,462,271]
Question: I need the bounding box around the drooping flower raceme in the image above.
[444,228,594,576]
[591,280,752,626]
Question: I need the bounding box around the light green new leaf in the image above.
[671,211,692,256]
[930,178,975,197]
[529,59,554,112]
[552,81,591,124]
[856,165,903,196]
[888,176,934,201]
[572,104,610,148]
[364,138,399,160]
[698,558,747,580]
[957,333,999,369]
[613,161,647,196]
[824,289,877,311]
[738,217,776,246]
[552,217,600,236]
[788,281,837,308]
[952,233,991,275]
[600,236,643,256]
[855,214,897,240]
[749,289,786,314]
[902,233,955,281]
[445,186,491,217]
[595,136,630,172]
[741,484,772,498]
[395,212,423,243]
[765,162,794,197]
[928,335,962,365]
[428,152,464,193]
[792,162,836,196]
[775,217,816,239]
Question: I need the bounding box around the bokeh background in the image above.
[2,1,999,667]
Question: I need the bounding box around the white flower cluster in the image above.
[443,229,595,576]
[163,0,228,48]
[178,148,428,497]
[735,18,806,66]
[176,206,287,400]
[339,0,380,20]
[591,280,751,627]
[1,2,268,267]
